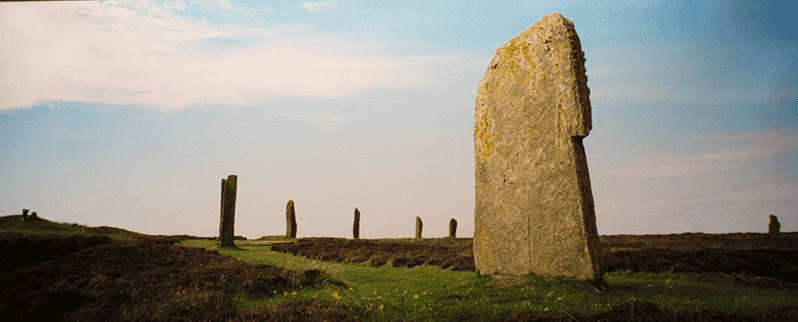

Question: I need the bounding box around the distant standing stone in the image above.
[219,178,226,240]
[30,212,38,220]
[353,207,361,240]
[473,12,603,280]
[449,218,458,238]
[769,214,781,234]
[220,175,238,247]
[286,200,297,239]
[21,209,29,222]
[415,216,423,239]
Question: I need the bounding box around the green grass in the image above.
[3,216,795,321]
[179,239,798,321]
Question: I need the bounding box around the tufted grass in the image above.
[179,239,798,321]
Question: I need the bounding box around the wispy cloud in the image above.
[300,2,335,11]
[592,129,797,234]
[0,2,450,111]
[276,112,346,129]
[587,42,796,106]
[163,187,188,194]
[162,1,186,12]
[594,130,798,179]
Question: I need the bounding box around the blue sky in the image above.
[1,0,796,238]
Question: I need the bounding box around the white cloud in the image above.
[162,1,187,11]
[163,187,188,194]
[301,2,335,11]
[0,2,452,111]
[594,130,798,179]
[592,129,797,234]
[276,112,346,128]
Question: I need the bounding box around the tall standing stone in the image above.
[353,207,361,240]
[449,218,458,238]
[220,175,238,247]
[473,12,602,280]
[219,178,226,240]
[21,208,29,222]
[286,200,297,239]
[415,216,423,239]
[769,214,781,234]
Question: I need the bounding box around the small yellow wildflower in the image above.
[557,297,562,300]
[379,305,384,310]
[422,291,427,295]
[376,296,382,299]
[333,292,341,300]
[368,298,371,301]
[413,295,419,299]
[402,291,407,294]
[349,288,353,291]
[284,292,288,296]
[292,291,297,296]
[544,308,549,312]
[314,295,318,298]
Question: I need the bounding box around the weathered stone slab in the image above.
[220,175,238,247]
[473,12,602,280]
[449,218,458,238]
[353,207,361,239]
[219,178,226,240]
[286,200,297,239]
[769,214,780,234]
[21,209,29,222]
[415,216,423,239]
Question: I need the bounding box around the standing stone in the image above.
[30,212,38,220]
[769,214,781,234]
[220,175,238,247]
[415,216,423,239]
[219,178,226,240]
[353,207,361,240]
[473,12,602,280]
[21,209,29,222]
[449,218,458,238]
[286,200,297,239]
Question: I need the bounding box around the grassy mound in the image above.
[0,216,351,321]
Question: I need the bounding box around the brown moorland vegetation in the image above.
[272,233,798,286]
[3,214,796,321]
[0,215,353,321]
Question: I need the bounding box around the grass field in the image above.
[180,239,798,321]
[2,215,796,321]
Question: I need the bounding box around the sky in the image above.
[1,0,796,239]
